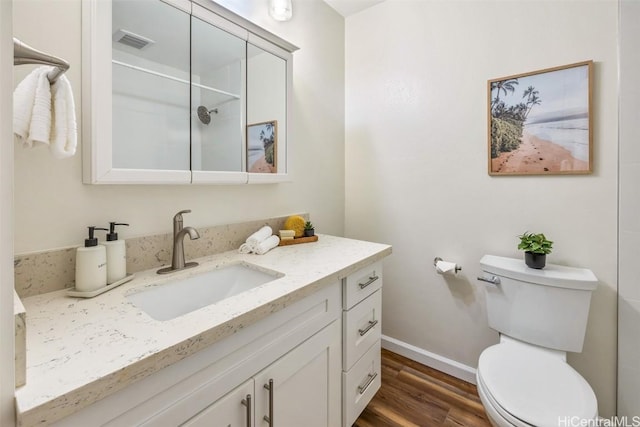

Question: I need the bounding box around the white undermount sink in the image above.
[126,263,283,321]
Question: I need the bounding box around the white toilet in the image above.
[476,255,599,427]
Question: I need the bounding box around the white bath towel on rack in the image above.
[13,66,77,158]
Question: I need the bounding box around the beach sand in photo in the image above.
[491,132,589,174]
[248,156,276,173]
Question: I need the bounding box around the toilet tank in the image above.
[479,255,598,353]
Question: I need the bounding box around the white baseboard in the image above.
[381,335,478,384]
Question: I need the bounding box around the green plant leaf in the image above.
[517,231,553,254]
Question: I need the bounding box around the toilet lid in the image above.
[478,344,597,427]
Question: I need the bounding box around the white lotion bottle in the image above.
[103,222,129,284]
[75,226,108,292]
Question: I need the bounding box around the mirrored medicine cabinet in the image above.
[82,0,296,184]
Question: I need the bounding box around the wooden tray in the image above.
[278,235,319,246]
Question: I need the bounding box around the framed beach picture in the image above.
[247,120,277,173]
[488,60,593,175]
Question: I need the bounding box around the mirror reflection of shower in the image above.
[196,106,218,125]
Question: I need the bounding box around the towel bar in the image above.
[13,37,69,83]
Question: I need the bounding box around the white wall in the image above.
[1,1,16,425]
[618,0,640,416]
[12,0,345,253]
[345,0,618,416]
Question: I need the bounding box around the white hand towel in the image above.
[13,66,77,158]
[246,226,273,246]
[49,75,77,159]
[254,235,280,255]
[12,70,36,141]
[30,69,53,146]
[13,66,52,146]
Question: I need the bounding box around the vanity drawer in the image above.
[343,261,382,310]
[343,289,381,370]
[342,340,381,427]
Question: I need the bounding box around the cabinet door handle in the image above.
[358,275,379,289]
[358,319,379,336]
[263,379,274,426]
[357,372,378,394]
[241,394,251,427]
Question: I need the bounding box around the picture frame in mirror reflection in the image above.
[247,120,278,173]
[488,60,593,176]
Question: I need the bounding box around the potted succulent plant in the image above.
[517,232,553,269]
[304,221,315,237]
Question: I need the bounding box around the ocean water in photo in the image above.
[524,117,589,162]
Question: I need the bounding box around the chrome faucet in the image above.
[157,210,201,274]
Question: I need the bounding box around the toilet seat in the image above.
[477,342,597,427]
[477,372,534,427]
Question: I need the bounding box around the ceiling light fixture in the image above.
[269,0,292,21]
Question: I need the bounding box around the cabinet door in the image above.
[342,341,381,427]
[343,289,382,370]
[254,321,341,427]
[343,262,383,310]
[110,0,192,180]
[246,35,292,183]
[190,5,247,183]
[181,379,253,427]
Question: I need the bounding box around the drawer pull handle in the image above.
[358,275,379,289]
[241,394,252,427]
[357,372,378,394]
[358,320,379,336]
[263,379,274,425]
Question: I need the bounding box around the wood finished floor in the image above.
[353,349,492,427]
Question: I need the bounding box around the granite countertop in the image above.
[15,234,391,426]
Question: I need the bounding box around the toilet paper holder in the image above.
[434,257,462,273]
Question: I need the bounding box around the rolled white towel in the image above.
[238,226,274,253]
[246,226,272,246]
[238,243,253,254]
[254,235,280,255]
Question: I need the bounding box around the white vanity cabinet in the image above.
[181,380,253,427]
[341,261,383,426]
[15,235,393,427]
[179,321,341,427]
[52,283,341,427]
[45,260,386,427]
[253,322,341,427]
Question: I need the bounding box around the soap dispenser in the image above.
[103,222,129,284]
[75,226,108,292]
